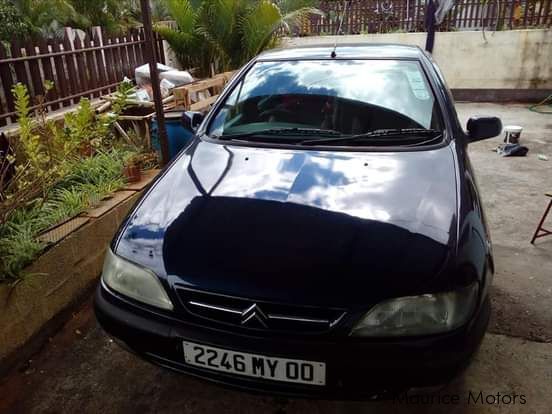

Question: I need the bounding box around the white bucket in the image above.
[503,125,523,144]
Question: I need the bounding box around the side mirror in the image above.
[181,111,204,132]
[466,116,502,142]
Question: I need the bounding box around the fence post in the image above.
[37,39,59,110]
[91,27,109,95]
[0,44,16,121]
[63,28,80,104]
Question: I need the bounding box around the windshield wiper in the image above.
[300,128,442,146]
[215,127,342,142]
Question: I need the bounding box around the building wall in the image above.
[282,29,552,100]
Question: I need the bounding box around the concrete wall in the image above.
[282,29,552,101]
[162,39,182,70]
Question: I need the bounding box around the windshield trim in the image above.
[198,56,450,152]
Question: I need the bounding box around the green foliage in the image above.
[64,98,111,149]
[111,79,134,114]
[63,80,132,150]
[152,0,171,21]
[0,223,42,279]
[60,150,126,189]
[1,81,117,223]
[11,0,82,38]
[157,0,321,76]
[0,0,31,41]
[68,0,168,33]
[5,0,171,39]
[0,81,141,283]
[0,83,64,225]
[69,0,141,34]
[0,149,128,282]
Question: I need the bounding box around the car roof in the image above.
[257,43,425,61]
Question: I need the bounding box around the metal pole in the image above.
[140,0,170,166]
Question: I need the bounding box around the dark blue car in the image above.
[95,44,501,398]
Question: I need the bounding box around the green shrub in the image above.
[0,149,128,282]
[0,81,137,283]
[0,83,68,224]
[0,0,30,41]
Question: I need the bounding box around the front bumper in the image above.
[94,283,490,399]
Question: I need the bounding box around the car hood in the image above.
[116,139,458,307]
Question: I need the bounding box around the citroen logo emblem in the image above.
[241,303,268,328]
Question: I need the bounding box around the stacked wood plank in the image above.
[172,71,235,112]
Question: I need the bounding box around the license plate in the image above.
[183,341,326,386]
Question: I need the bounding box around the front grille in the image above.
[174,287,346,334]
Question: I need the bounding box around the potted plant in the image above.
[123,153,143,183]
[79,142,96,157]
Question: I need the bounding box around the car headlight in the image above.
[350,283,478,337]
[101,249,173,310]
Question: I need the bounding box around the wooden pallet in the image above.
[173,71,235,112]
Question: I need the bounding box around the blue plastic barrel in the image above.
[151,111,194,160]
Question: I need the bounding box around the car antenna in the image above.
[332,0,348,58]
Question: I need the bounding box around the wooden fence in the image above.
[0,27,165,126]
[300,0,552,35]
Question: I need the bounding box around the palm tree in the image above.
[69,0,142,34]
[156,0,321,76]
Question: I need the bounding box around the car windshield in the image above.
[207,59,443,146]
